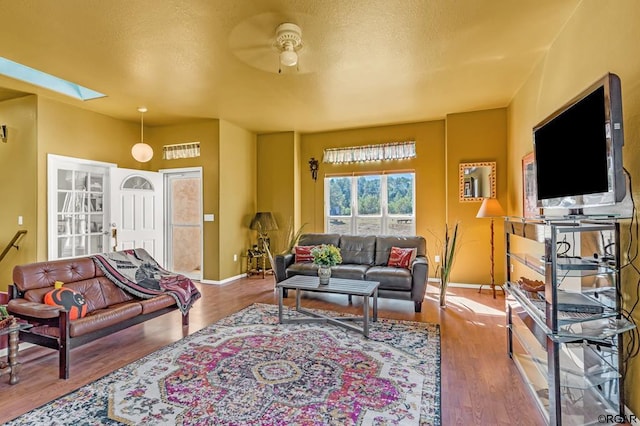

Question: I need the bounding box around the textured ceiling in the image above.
[0,0,580,133]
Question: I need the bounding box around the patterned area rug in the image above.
[8,303,440,425]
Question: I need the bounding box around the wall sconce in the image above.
[309,157,319,181]
[0,124,7,143]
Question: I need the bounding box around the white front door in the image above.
[110,168,164,260]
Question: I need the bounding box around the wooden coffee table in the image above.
[276,275,379,338]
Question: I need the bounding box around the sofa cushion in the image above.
[13,257,97,292]
[139,294,176,314]
[339,235,376,265]
[286,262,318,278]
[365,266,413,291]
[294,245,316,263]
[375,236,426,266]
[331,264,370,281]
[387,247,417,268]
[69,301,143,337]
[298,233,341,248]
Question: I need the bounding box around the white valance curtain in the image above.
[323,141,416,164]
[162,142,201,160]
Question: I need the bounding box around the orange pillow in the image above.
[44,287,88,320]
[387,247,417,268]
[294,245,316,263]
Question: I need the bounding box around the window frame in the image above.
[324,171,416,236]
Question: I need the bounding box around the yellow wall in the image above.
[256,132,300,254]
[147,119,221,281]
[299,121,447,273]
[0,96,37,291]
[506,0,640,413]
[219,120,256,278]
[446,108,507,284]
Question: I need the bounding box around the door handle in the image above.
[111,228,118,251]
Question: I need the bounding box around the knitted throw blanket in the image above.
[91,248,201,315]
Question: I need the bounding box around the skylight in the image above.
[0,57,105,101]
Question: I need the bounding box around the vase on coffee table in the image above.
[311,244,342,286]
[318,266,331,285]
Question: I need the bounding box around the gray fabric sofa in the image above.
[273,233,429,312]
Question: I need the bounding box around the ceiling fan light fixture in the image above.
[275,23,302,68]
[280,48,298,67]
[131,106,153,163]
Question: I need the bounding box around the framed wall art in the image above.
[522,152,538,218]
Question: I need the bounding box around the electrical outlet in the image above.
[18,216,23,225]
[434,255,441,263]
[510,263,514,273]
[233,254,238,262]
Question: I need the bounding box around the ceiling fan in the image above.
[275,23,303,73]
[228,13,313,74]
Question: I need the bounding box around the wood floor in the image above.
[0,277,545,425]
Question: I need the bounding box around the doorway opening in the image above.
[163,168,203,280]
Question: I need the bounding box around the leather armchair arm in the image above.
[7,298,61,319]
[273,253,294,283]
[411,256,429,301]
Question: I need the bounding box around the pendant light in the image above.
[131,107,153,162]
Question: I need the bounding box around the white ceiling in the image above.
[0,0,581,133]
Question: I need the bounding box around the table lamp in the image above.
[250,212,278,251]
[476,198,505,298]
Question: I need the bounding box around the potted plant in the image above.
[0,304,14,329]
[433,222,460,307]
[311,244,342,285]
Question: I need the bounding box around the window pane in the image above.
[356,216,382,235]
[357,175,380,215]
[328,177,352,216]
[327,217,352,234]
[90,235,104,253]
[75,171,88,191]
[58,169,73,190]
[387,217,414,236]
[388,173,414,215]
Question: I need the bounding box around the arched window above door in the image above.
[122,176,154,191]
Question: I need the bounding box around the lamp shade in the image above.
[476,198,505,218]
[131,142,154,162]
[280,50,298,67]
[250,212,278,232]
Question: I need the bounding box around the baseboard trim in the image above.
[625,405,639,425]
[0,342,35,358]
[199,273,247,285]
[427,278,485,289]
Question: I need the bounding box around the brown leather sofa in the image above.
[274,234,429,312]
[7,256,192,379]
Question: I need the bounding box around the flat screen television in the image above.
[533,73,625,214]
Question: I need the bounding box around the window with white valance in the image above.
[163,142,201,160]
[322,141,416,164]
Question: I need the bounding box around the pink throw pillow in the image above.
[294,245,315,263]
[387,246,417,268]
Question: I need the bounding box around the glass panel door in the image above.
[48,155,112,260]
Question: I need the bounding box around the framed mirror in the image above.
[459,161,496,202]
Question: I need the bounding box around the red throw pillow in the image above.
[387,246,417,268]
[294,245,316,263]
[44,287,88,320]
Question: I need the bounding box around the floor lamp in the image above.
[476,198,505,298]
